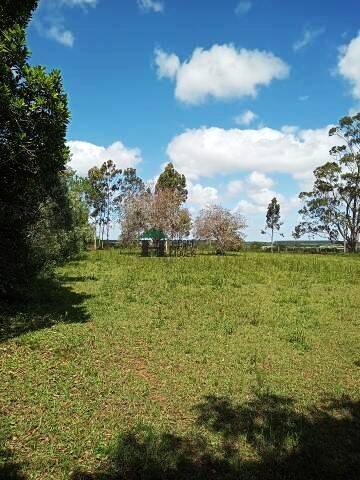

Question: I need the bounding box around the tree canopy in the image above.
[297,113,360,252]
[262,197,282,251]
[194,205,246,255]
[155,163,188,203]
[0,0,71,297]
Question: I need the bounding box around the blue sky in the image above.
[27,0,360,239]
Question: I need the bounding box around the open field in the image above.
[1,251,360,479]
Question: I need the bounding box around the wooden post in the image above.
[141,240,149,257]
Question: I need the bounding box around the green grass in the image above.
[1,251,359,479]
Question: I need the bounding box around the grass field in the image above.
[1,251,360,479]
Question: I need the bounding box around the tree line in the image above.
[82,160,247,255]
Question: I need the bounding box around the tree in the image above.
[0,0,71,298]
[296,113,360,252]
[120,188,191,245]
[116,167,145,241]
[151,189,191,240]
[262,197,282,252]
[85,167,105,250]
[120,190,152,245]
[86,160,122,248]
[120,168,145,201]
[100,160,122,243]
[194,205,246,255]
[292,225,302,244]
[29,170,92,270]
[155,163,188,203]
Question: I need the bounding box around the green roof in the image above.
[140,228,167,240]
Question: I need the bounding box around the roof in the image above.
[140,228,167,240]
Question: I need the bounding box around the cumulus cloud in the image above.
[166,125,337,184]
[234,110,258,126]
[154,44,289,104]
[248,171,274,189]
[46,25,74,47]
[235,1,252,15]
[293,27,325,51]
[68,140,142,177]
[187,182,219,207]
[235,172,279,214]
[338,32,360,99]
[227,179,244,197]
[232,171,300,219]
[138,0,164,13]
[154,48,180,79]
[34,0,97,47]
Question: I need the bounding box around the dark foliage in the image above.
[0,0,71,298]
[297,113,360,252]
[155,163,188,203]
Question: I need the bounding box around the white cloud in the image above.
[155,44,289,104]
[248,171,274,189]
[338,32,360,99]
[138,0,164,13]
[61,0,97,6]
[154,48,180,79]
[187,182,219,207]
[227,179,244,196]
[47,25,74,47]
[348,104,360,116]
[234,110,258,126]
[235,1,252,15]
[68,140,142,177]
[233,172,280,216]
[166,125,337,184]
[34,0,97,47]
[293,27,325,51]
[233,172,300,219]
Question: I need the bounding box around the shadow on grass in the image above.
[0,446,26,480]
[60,275,98,283]
[0,415,26,479]
[72,393,360,480]
[0,277,92,343]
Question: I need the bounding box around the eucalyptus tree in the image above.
[297,113,360,252]
[262,197,282,252]
[86,160,122,248]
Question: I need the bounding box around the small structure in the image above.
[140,229,167,257]
[168,239,196,257]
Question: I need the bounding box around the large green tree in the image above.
[0,0,71,297]
[297,113,360,252]
[29,171,92,271]
[155,163,188,203]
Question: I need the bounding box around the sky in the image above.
[27,0,360,240]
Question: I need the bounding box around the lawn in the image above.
[1,251,359,479]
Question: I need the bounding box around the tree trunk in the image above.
[271,228,274,253]
[347,238,357,253]
[101,222,105,249]
[94,224,97,251]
